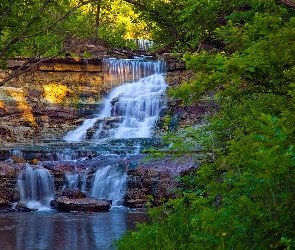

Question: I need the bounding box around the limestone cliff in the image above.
[0,56,197,144]
[0,58,105,143]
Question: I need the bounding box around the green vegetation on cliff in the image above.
[116,0,295,249]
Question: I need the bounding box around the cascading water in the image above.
[91,166,127,206]
[17,165,55,210]
[103,58,166,87]
[65,173,79,190]
[63,59,167,142]
[61,58,167,208]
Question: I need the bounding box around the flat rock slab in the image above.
[53,196,111,212]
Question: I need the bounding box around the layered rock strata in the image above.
[0,56,196,144]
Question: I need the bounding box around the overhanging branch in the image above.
[122,0,179,38]
[280,0,295,8]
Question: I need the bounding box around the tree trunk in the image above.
[280,0,295,8]
[95,0,102,44]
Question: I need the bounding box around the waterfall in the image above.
[65,173,79,190]
[103,58,166,87]
[63,59,167,142]
[18,165,55,210]
[81,168,89,192]
[91,166,127,207]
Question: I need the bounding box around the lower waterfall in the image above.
[91,166,127,207]
[17,165,55,210]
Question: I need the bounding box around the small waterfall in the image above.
[81,168,89,192]
[11,149,23,158]
[65,173,79,190]
[64,59,167,142]
[91,166,127,206]
[56,149,78,161]
[18,165,55,210]
[103,59,166,87]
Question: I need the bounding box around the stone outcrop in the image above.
[0,155,198,210]
[125,156,198,208]
[52,196,111,212]
[0,58,105,144]
[51,189,111,212]
[125,168,179,208]
[0,53,200,210]
[0,162,25,209]
[0,54,196,144]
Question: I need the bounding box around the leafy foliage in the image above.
[116,0,295,249]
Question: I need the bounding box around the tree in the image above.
[0,0,95,85]
[116,0,295,249]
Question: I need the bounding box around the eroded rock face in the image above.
[0,58,105,144]
[0,154,198,210]
[124,156,198,208]
[125,169,179,208]
[0,56,196,144]
[0,162,25,208]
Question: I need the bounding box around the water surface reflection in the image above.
[0,209,148,250]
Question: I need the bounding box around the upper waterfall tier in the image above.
[63,59,167,142]
[103,58,167,87]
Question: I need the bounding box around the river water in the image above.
[0,208,148,250]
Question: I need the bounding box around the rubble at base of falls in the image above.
[0,154,198,211]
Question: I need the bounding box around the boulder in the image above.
[52,196,111,212]
[16,202,37,212]
[61,189,87,199]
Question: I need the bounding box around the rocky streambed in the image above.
[0,149,199,212]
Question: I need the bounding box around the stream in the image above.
[0,209,148,250]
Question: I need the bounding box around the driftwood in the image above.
[280,0,295,8]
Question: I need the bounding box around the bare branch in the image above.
[0,0,13,19]
[0,0,51,57]
[0,37,67,86]
[122,0,179,38]
[22,0,93,39]
[280,0,295,8]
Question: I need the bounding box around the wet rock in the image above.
[61,189,87,199]
[5,156,27,163]
[0,162,23,208]
[124,156,198,208]
[86,117,121,140]
[110,96,120,106]
[52,196,111,212]
[16,202,37,212]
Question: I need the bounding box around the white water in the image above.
[103,59,166,87]
[91,166,127,206]
[56,149,78,161]
[64,59,167,142]
[17,165,55,210]
[65,173,79,190]
[61,59,167,207]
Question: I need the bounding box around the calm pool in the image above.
[0,208,148,250]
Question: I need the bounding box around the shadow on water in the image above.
[0,209,148,250]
